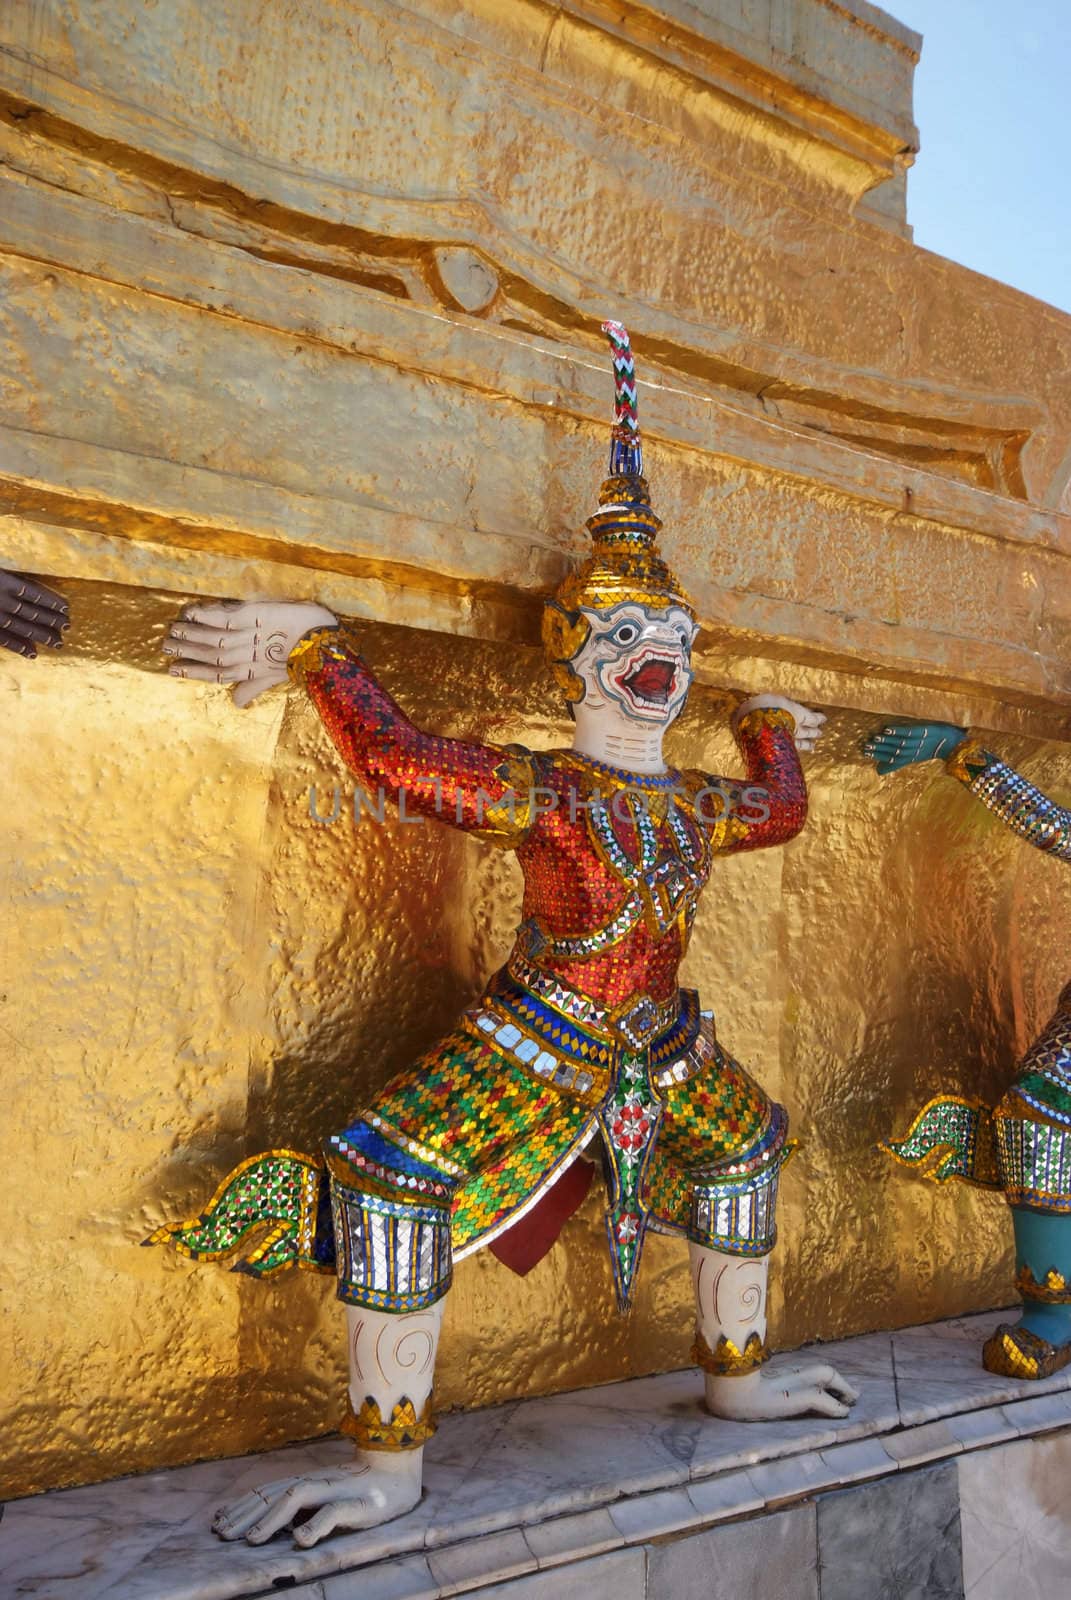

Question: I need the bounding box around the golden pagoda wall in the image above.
[2,0,1070,1496]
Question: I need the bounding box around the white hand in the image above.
[212,1451,422,1547]
[705,1362,859,1421]
[162,599,338,707]
[734,693,826,752]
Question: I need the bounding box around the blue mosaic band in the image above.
[475,966,702,1075]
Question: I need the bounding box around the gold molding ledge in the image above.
[0,141,1037,496]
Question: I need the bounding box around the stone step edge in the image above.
[271,1391,1071,1600]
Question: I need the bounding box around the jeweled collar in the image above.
[563,750,681,790]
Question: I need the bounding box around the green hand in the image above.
[862,721,966,774]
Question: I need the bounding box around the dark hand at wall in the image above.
[0,570,69,658]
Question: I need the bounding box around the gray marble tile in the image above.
[522,1506,623,1568]
[747,1449,831,1507]
[320,1552,437,1599]
[472,1547,647,1599]
[893,1311,1071,1426]
[0,1452,282,1600]
[959,1431,1071,1599]
[647,1503,818,1600]
[688,1409,841,1478]
[1,1503,137,1600]
[423,1400,523,1477]
[533,1365,705,1469]
[817,1460,964,1600]
[882,1417,962,1469]
[685,1468,764,1521]
[606,1485,698,1542]
[426,1528,535,1593]
[785,1329,897,1384]
[423,1379,696,1544]
[818,1436,896,1485]
[944,1405,1020,1452]
[1000,1388,1071,1435]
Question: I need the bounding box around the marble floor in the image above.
[4,1310,1071,1600]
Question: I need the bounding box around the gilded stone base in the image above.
[981,1324,1071,1381]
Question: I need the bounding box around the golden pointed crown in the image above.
[543,322,694,700]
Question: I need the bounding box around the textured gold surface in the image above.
[5,589,1071,1496]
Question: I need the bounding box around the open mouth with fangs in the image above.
[616,654,678,709]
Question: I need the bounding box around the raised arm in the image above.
[946,739,1071,861]
[163,600,533,844]
[864,720,1071,864]
[289,625,533,839]
[694,693,823,855]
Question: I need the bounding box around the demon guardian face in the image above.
[570,602,697,727]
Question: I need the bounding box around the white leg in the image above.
[691,1245,858,1421]
[212,1298,444,1547]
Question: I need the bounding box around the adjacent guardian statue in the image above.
[870,722,1071,1381]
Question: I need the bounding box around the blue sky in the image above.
[901,0,1070,313]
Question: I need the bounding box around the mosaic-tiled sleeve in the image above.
[947,739,1071,862]
[289,626,535,846]
[706,707,808,855]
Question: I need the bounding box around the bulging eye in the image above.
[610,621,639,646]
[675,625,692,646]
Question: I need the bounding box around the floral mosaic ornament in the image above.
[597,1052,664,1309]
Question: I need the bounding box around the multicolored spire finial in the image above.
[542,319,695,700]
[585,321,661,553]
[602,320,642,478]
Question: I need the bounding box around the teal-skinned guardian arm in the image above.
[862,721,967,774]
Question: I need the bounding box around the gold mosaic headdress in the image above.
[543,321,694,703]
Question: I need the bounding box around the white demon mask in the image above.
[570,602,697,727]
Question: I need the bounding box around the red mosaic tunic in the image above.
[301,631,806,1015]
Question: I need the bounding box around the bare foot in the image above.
[704,1362,859,1421]
[212,1451,423,1547]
